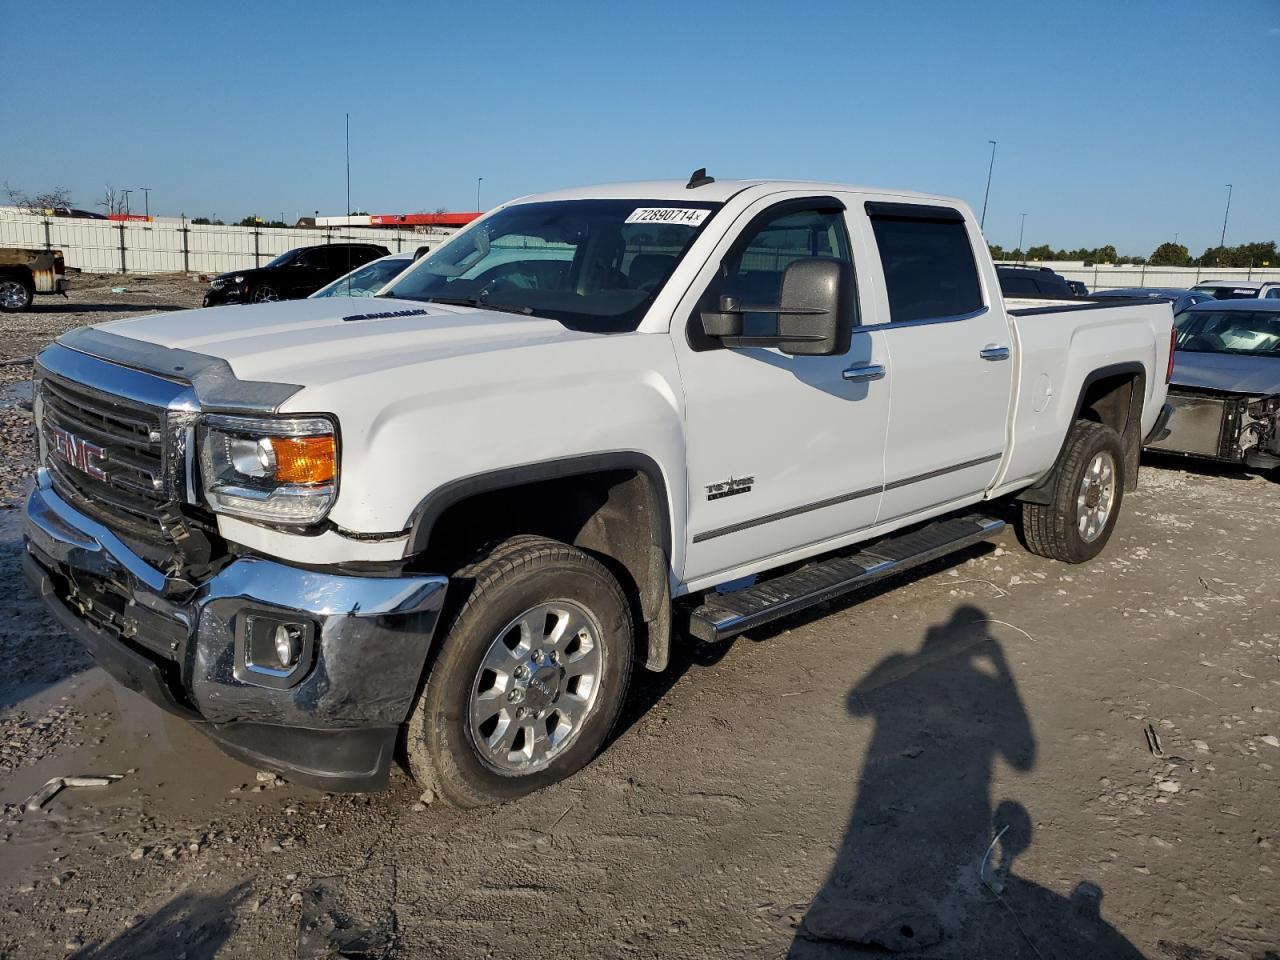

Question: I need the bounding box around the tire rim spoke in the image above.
[1075,450,1117,544]
[469,599,605,774]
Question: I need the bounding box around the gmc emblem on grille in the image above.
[49,425,108,481]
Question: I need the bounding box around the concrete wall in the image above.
[0,209,458,275]
[996,260,1280,291]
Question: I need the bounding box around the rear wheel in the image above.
[249,284,279,303]
[0,275,34,312]
[1022,419,1125,563]
[405,536,634,807]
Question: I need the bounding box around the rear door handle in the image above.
[842,363,886,383]
[980,344,1011,361]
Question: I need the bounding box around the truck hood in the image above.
[96,297,597,388]
[1171,350,1280,396]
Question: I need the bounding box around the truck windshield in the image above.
[381,199,721,331]
[1175,309,1280,355]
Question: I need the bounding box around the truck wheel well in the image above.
[1019,365,1147,505]
[1076,369,1144,491]
[413,466,672,673]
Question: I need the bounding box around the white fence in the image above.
[0,210,457,275]
[996,260,1280,292]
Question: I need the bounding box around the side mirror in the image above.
[774,258,855,355]
[700,258,855,356]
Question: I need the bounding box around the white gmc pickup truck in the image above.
[23,174,1175,805]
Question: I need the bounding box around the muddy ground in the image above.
[0,280,1277,959]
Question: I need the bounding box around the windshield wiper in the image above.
[420,295,534,316]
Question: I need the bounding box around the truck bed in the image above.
[994,297,1174,495]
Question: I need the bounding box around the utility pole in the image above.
[476,177,483,212]
[1220,184,1233,249]
[121,189,133,216]
[1018,212,1027,262]
[140,187,151,218]
[980,140,996,230]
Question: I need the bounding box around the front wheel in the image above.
[1022,419,1125,563]
[249,284,280,303]
[0,276,34,313]
[405,536,634,807]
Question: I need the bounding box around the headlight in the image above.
[198,415,338,524]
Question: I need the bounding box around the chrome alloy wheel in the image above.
[468,600,605,775]
[1076,451,1116,543]
[250,286,280,303]
[0,280,30,309]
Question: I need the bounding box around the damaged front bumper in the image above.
[22,471,448,792]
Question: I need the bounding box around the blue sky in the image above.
[3,0,1277,256]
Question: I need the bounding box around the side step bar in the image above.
[685,514,1004,643]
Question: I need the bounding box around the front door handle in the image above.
[843,363,886,383]
[980,344,1011,361]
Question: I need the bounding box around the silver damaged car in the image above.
[1147,299,1280,473]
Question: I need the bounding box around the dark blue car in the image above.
[1091,287,1215,314]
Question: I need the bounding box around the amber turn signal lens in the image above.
[271,435,336,485]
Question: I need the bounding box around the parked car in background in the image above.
[0,247,69,312]
[310,252,414,299]
[1146,299,1280,473]
[1092,287,1216,314]
[1191,280,1280,301]
[25,175,1174,803]
[996,264,1074,298]
[202,243,390,306]
[1066,279,1089,296]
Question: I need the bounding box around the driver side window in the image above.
[723,209,851,305]
[716,208,853,336]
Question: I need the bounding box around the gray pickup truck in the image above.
[0,247,69,312]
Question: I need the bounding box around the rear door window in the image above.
[867,204,983,323]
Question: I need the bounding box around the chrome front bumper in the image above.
[23,471,448,791]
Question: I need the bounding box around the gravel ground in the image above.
[0,285,1277,959]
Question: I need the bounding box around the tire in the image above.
[249,285,280,303]
[405,535,634,807]
[1022,419,1126,563]
[0,275,34,313]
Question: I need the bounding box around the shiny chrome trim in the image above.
[692,453,1004,543]
[25,470,169,593]
[842,363,886,382]
[869,305,991,331]
[882,452,1003,492]
[37,342,192,411]
[980,344,1011,361]
[693,484,882,544]
[696,516,1005,638]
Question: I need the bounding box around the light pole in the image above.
[1220,184,1233,249]
[476,177,483,211]
[121,189,133,216]
[140,187,151,218]
[1017,212,1027,262]
[980,140,996,230]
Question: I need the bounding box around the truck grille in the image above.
[38,373,170,548]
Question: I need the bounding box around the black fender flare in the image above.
[1017,361,1148,504]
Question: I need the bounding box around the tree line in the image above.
[990,240,1278,268]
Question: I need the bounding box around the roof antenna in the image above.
[686,167,715,189]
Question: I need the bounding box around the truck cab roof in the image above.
[511,178,959,207]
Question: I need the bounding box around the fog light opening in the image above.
[237,613,315,686]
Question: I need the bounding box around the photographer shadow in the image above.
[789,605,1144,958]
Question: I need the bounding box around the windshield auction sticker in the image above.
[625,207,710,227]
